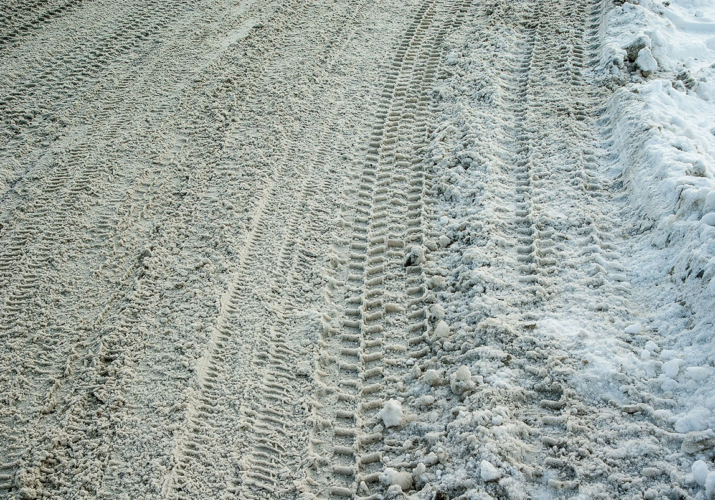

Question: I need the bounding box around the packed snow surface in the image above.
[1,0,715,499]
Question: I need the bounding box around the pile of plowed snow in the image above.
[600,0,715,495]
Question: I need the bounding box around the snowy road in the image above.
[1,0,715,499]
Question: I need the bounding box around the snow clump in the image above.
[662,358,682,378]
[379,467,413,491]
[624,322,642,334]
[706,471,715,498]
[480,460,501,482]
[422,369,442,387]
[450,365,474,395]
[636,47,658,75]
[693,460,709,487]
[377,399,403,428]
[433,320,451,340]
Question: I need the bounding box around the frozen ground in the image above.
[1,0,714,499]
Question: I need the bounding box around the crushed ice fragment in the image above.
[404,246,425,267]
[706,471,715,498]
[636,47,658,75]
[662,359,682,378]
[422,369,442,387]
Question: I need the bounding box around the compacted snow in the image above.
[1,0,714,499]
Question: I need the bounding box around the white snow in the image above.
[433,320,450,340]
[379,467,413,491]
[674,406,712,433]
[624,322,643,334]
[377,400,403,429]
[707,471,715,498]
[636,46,659,74]
[479,460,501,482]
[597,1,715,478]
[693,460,709,487]
[449,365,474,395]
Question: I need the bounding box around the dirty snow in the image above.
[1,0,715,499]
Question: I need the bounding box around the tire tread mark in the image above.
[0,0,86,51]
[309,1,473,497]
[0,0,308,496]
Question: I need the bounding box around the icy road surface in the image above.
[1,0,715,499]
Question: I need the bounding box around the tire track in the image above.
[511,0,554,303]
[415,0,664,495]
[0,0,86,51]
[510,0,631,309]
[509,0,611,302]
[158,2,413,498]
[310,1,472,497]
[234,165,334,499]
[33,1,319,496]
[0,0,192,155]
[503,0,619,478]
[0,1,310,497]
[354,5,475,497]
[231,2,379,489]
[309,5,443,494]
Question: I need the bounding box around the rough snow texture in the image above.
[1,0,715,499]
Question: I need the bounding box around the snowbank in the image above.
[601,0,715,284]
[601,0,715,493]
